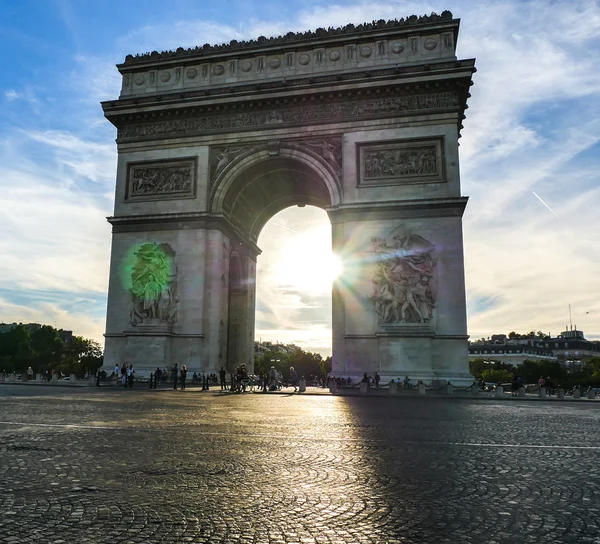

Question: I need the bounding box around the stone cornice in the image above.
[121,12,456,67]
[107,212,262,257]
[328,197,469,221]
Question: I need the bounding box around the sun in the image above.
[273,225,342,294]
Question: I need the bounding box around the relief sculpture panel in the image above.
[358,138,444,187]
[126,242,179,327]
[369,227,437,325]
[126,158,197,200]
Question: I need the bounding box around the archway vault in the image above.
[210,143,342,243]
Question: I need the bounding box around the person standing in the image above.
[180,365,187,390]
[289,366,298,392]
[127,364,135,388]
[219,367,227,390]
[114,363,120,382]
[374,372,381,389]
[26,366,34,381]
[172,364,178,390]
[155,367,162,388]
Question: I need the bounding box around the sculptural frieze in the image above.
[369,228,437,325]
[127,159,196,200]
[364,146,437,180]
[359,139,443,186]
[119,92,459,141]
[128,242,179,327]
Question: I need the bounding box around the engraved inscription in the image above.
[127,159,196,200]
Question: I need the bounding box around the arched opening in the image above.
[214,151,340,372]
[255,206,339,357]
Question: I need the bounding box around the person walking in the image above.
[180,365,187,390]
[289,366,298,392]
[219,367,227,390]
[172,364,178,390]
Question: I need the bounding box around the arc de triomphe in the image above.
[101,11,476,384]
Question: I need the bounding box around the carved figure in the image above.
[369,230,436,324]
[364,146,436,179]
[129,243,179,326]
[129,163,193,197]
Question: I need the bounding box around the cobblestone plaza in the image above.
[1,387,599,543]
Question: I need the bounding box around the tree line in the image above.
[0,324,103,376]
[254,349,332,380]
[469,357,600,389]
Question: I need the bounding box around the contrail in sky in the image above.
[271,221,301,233]
[532,191,559,218]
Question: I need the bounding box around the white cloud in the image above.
[0,296,106,345]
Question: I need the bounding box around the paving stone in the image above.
[0,388,599,543]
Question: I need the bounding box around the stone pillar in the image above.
[573,388,581,399]
[557,388,565,399]
[389,382,397,395]
[359,382,369,395]
[51,373,59,382]
[518,386,526,397]
[445,384,454,395]
[0,372,5,382]
[329,381,338,394]
[538,387,547,398]
[587,388,595,399]
[495,385,504,398]
[418,383,426,395]
[470,383,479,396]
[36,373,43,382]
[329,196,471,386]
[298,378,306,393]
[69,374,77,382]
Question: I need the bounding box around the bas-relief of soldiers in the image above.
[130,165,192,196]
[369,230,437,324]
[364,146,436,179]
[129,242,179,326]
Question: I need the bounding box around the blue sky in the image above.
[1,0,599,353]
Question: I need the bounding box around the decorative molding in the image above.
[358,137,444,187]
[119,92,459,141]
[209,136,343,191]
[122,12,454,65]
[126,158,197,201]
[369,226,437,325]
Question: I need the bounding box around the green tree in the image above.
[516,359,566,384]
[30,326,64,370]
[0,325,33,373]
[481,369,513,384]
[61,336,103,375]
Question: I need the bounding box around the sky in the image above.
[1,0,599,355]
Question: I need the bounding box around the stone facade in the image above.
[101,12,475,383]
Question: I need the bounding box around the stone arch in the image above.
[210,145,341,243]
